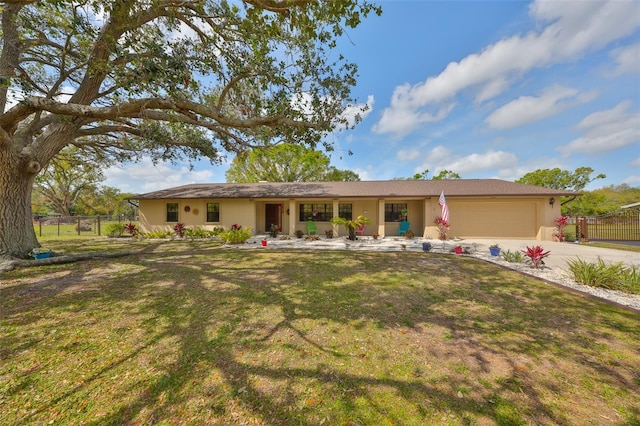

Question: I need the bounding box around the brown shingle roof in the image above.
[132,179,578,200]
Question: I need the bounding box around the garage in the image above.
[447,200,538,238]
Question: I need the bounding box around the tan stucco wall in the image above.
[138,198,255,233]
[139,195,561,240]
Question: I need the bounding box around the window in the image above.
[385,203,407,222]
[338,203,352,220]
[299,203,333,222]
[166,203,179,222]
[206,202,220,222]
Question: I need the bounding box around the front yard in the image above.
[1,238,639,425]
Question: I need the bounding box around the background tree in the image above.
[0,0,381,257]
[33,147,107,216]
[225,144,360,182]
[516,167,606,191]
[76,186,138,219]
[564,184,640,216]
[432,170,461,180]
[323,166,361,182]
[516,167,607,215]
[401,169,461,180]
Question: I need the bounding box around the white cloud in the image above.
[374,0,640,137]
[414,146,517,176]
[437,150,518,175]
[623,175,640,185]
[352,167,373,181]
[372,96,454,137]
[608,43,640,76]
[486,85,598,129]
[104,158,215,193]
[630,158,640,167]
[557,101,640,155]
[397,148,421,162]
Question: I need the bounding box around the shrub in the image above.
[501,249,524,263]
[521,245,550,269]
[210,227,224,236]
[295,230,304,238]
[105,223,126,237]
[269,224,279,238]
[185,227,216,239]
[142,230,174,239]
[220,227,252,244]
[563,228,576,242]
[567,257,640,294]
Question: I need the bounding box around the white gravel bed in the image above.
[472,251,640,312]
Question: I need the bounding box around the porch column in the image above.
[422,198,430,238]
[377,199,386,237]
[288,200,296,236]
[333,199,340,237]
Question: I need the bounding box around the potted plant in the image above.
[325,229,334,238]
[372,231,380,240]
[489,243,501,257]
[269,223,279,238]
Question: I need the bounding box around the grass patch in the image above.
[587,242,640,253]
[2,239,639,425]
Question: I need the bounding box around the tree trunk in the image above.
[0,151,39,258]
[348,225,356,241]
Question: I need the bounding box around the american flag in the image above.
[439,191,449,223]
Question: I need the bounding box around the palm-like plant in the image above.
[331,215,371,241]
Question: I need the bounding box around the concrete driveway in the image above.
[468,239,640,271]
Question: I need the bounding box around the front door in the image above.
[265,203,282,232]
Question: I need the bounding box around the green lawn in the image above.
[1,238,639,425]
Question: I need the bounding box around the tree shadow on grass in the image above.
[1,245,639,424]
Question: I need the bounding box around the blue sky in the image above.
[105,0,640,194]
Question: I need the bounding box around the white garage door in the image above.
[448,201,537,238]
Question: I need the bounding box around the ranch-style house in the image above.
[132,179,577,241]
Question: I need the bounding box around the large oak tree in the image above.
[0,0,381,258]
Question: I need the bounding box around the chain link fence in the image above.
[34,215,137,237]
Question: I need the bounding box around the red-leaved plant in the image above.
[124,222,138,236]
[173,222,186,237]
[434,216,449,241]
[552,216,570,242]
[521,245,550,269]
